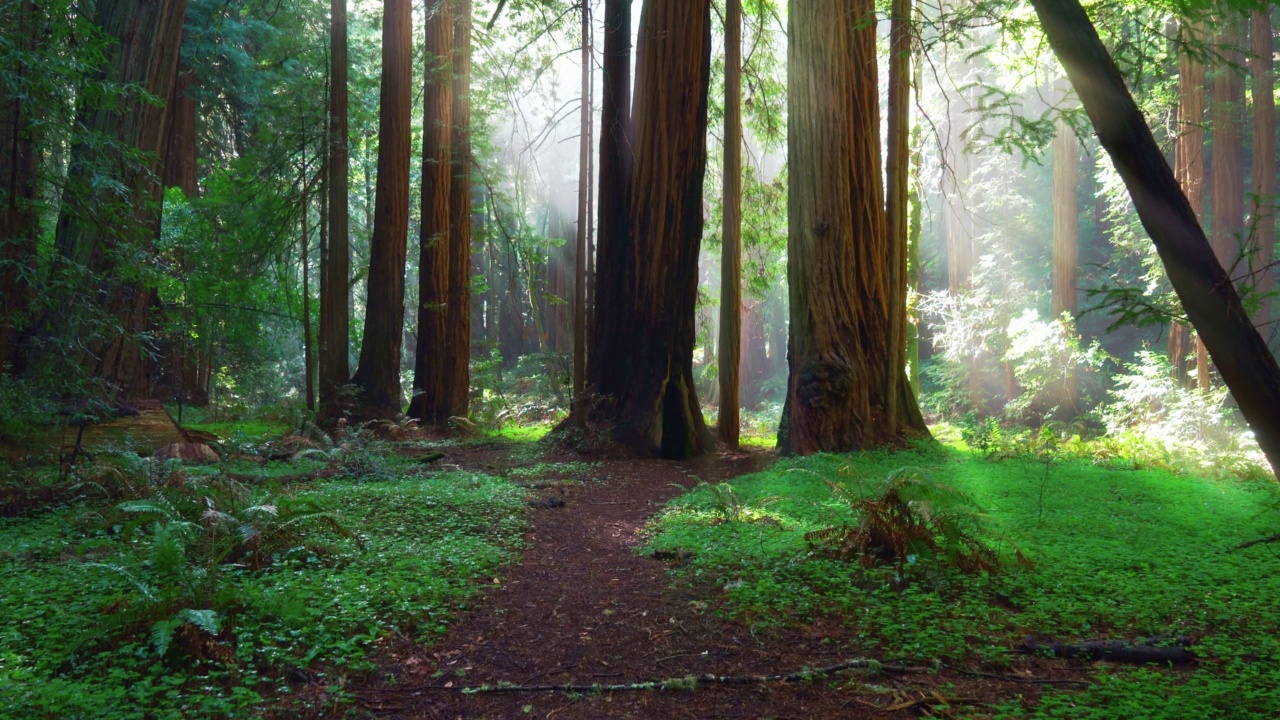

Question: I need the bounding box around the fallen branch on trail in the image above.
[1019,636,1195,665]
[1233,533,1280,551]
[431,659,924,695]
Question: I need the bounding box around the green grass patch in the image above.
[0,470,525,719]
[646,444,1280,718]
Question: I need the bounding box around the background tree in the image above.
[445,0,474,418]
[1170,17,1206,387]
[718,0,743,447]
[1250,7,1275,333]
[319,0,351,419]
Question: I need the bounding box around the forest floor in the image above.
[338,441,1079,720]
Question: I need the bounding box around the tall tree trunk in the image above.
[51,0,187,399]
[718,0,743,448]
[445,0,474,417]
[572,0,591,425]
[302,188,315,412]
[587,0,633,395]
[320,0,351,420]
[1200,15,1246,389]
[590,0,713,458]
[409,0,455,424]
[1250,8,1275,333]
[907,48,924,395]
[0,0,40,376]
[349,0,412,419]
[942,0,974,296]
[1171,20,1205,387]
[780,0,927,455]
[1051,100,1080,416]
[1028,0,1280,478]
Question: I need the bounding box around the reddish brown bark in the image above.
[409,0,455,424]
[1250,8,1275,332]
[1171,21,1205,387]
[718,0,743,447]
[779,0,926,455]
[349,0,413,418]
[320,0,351,419]
[445,0,474,417]
[572,0,591,425]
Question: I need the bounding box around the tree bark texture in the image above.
[409,0,455,424]
[718,0,743,448]
[0,1,40,375]
[320,0,351,419]
[780,0,926,455]
[1051,116,1079,317]
[1029,0,1280,478]
[1250,8,1275,332]
[445,0,474,417]
[586,0,633,395]
[1171,21,1205,387]
[573,0,591,423]
[592,0,713,458]
[350,0,413,418]
[52,0,187,399]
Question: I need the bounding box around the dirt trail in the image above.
[344,445,1060,719]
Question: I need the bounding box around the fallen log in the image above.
[1019,636,1195,665]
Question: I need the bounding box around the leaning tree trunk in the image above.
[1170,20,1205,388]
[718,0,743,448]
[51,0,187,399]
[320,0,351,420]
[445,0,474,418]
[1028,0,1280,478]
[1250,8,1275,333]
[349,0,412,419]
[409,0,455,425]
[586,0,633,397]
[0,0,40,376]
[593,0,713,458]
[780,0,927,455]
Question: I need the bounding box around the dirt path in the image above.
[343,444,1065,719]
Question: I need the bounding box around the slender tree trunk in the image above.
[51,0,187,399]
[942,0,974,296]
[780,0,928,455]
[409,0,455,424]
[445,0,474,417]
[1171,20,1205,387]
[1250,8,1275,333]
[718,0,743,447]
[0,0,40,376]
[1051,100,1080,416]
[586,0,633,395]
[572,0,591,425]
[320,0,351,420]
[588,0,713,458]
[302,187,315,412]
[907,49,924,395]
[349,0,412,419]
[1029,0,1280,478]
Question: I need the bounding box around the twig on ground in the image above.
[1233,533,1280,551]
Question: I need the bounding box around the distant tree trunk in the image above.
[0,0,40,376]
[942,0,974,296]
[907,27,924,396]
[51,0,187,399]
[445,0,474,417]
[1197,15,1245,390]
[1171,20,1205,387]
[779,0,928,455]
[589,0,713,458]
[1052,103,1080,416]
[302,187,315,412]
[409,0,455,424]
[718,0,743,448]
[587,0,633,396]
[349,0,412,419]
[320,0,351,419]
[1029,0,1280,478]
[1250,8,1275,334]
[572,0,591,425]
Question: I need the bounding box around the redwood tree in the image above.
[409,0,455,424]
[1170,19,1205,387]
[444,0,474,417]
[349,0,412,418]
[779,0,927,455]
[320,0,351,419]
[590,0,713,458]
[718,0,743,447]
[1250,8,1275,331]
[0,1,39,375]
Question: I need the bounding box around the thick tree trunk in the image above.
[571,0,591,425]
[0,0,40,376]
[718,0,743,448]
[1029,0,1280,477]
[586,0,633,396]
[409,0,455,424]
[1250,8,1275,333]
[320,0,351,419]
[51,0,187,399]
[349,0,412,419]
[445,0,474,417]
[780,0,927,455]
[1171,22,1205,387]
[590,0,713,458]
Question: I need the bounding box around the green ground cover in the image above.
[0,466,525,719]
[646,443,1280,718]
